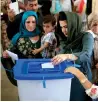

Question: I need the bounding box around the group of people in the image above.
[1,0,98,101]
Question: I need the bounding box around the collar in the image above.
[87,30,97,38]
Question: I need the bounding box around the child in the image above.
[32,15,57,58]
[64,66,98,100]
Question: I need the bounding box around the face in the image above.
[25,16,36,32]
[43,23,54,34]
[91,23,98,35]
[26,0,38,12]
[59,20,68,37]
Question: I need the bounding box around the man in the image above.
[7,0,43,40]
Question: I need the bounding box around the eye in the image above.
[32,21,36,23]
[26,21,30,23]
[93,24,98,26]
[29,4,33,7]
[46,26,49,28]
[34,4,37,6]
[60,25,67,29]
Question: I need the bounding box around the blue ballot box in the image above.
[13,59,74,101]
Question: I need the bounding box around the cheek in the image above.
[62,28,67,33]
[33,25,36,29]
[25,24,28,29]
[93,26,98,34]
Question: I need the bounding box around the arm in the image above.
[3,42,16,58]
[18,1,25,10]
[52,33,94,65]
[32,42,49,54]
[74,33,94,60]
[65,67,98,100]
[6,12,23,40]
[65,67,92,89]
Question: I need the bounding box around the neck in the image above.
[30,35,39,40]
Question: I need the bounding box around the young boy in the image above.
[65,66,98,100]
[32,15,57,58]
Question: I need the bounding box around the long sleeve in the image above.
[74,33,94,62]
[7,43,17,53]
[6,12,23,40]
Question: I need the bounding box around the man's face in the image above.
[26,0,38,12]
[59,20,68,37]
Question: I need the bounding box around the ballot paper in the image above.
[41,62,54,69]
[9,2,19,15]
[6,50,18,60]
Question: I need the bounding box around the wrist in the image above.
[67,54,77,60]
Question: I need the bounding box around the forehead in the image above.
[28,0,38,4]
[59,20,67,26]
[43,22,52,26]
[26,16,36,21]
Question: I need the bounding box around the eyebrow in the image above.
[60,25,67,27]
[26,20,36,22]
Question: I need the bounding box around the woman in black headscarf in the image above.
[52,11,94,101]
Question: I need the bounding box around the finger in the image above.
[51,55,58,62]
[55,58,62,65]
[52,57,61,65]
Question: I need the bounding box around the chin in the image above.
[28,29,34,32]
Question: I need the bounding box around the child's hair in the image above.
[43,15,56,26]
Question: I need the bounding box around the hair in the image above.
[88,12,98,30]
[56,11,67,40]
[58,11,67,21]
[43,15,56,26]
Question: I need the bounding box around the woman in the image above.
[52,11,94,100]
[3,10,42,58]
[2,11,42,86]
[87,12,98,85]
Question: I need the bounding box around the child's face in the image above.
[43,22,54,34]
[25,16,36,32]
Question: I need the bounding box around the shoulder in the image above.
[15,12,24,21]
[83,32,94,40]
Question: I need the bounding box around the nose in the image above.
[29,22,33,27]
[33,6,37,11]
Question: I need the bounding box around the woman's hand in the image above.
[51,54,69,65]
[51,54,78,65]
[3,51,9,58]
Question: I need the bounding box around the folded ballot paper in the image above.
[6,50,18,60]
[41,62,54,69]
[9,2,19,15]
